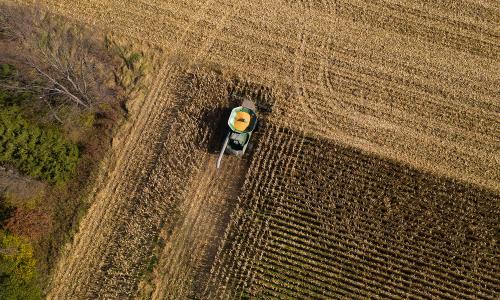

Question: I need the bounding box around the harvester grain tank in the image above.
[216,99,257,168]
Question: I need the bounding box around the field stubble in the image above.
[19,0,499,298]
[17,0,500,191]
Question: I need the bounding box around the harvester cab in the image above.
[216,98,258,168]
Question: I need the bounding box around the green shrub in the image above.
[0,64,16,79]
[0,198,14,225]
[0,82,33,108]
[0,230,41,300]
[0,105,79,183]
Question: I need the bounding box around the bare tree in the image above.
[0,4,112,117]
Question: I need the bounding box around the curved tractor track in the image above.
[11,0,499,298]
[18,0,500,192]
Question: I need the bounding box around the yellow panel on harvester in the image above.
[233,111,250,132]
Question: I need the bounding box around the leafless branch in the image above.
[1,3,115,123]
[0,83,30,91]
[29,62,89,108]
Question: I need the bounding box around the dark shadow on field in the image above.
[198,107,232,154]
[208,121,500,298]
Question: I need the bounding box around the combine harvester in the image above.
[216,98,258,168]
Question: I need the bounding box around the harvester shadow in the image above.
[198,107,233,154]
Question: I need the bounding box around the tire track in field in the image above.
[149,155,247,300]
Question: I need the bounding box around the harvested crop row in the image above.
[139,70,253,300]
[48,67,228,298]
[136,70,277,300]
[45,1,239,296]
[47,63,180,298]
[18,0,500,192]
[143,154,247,300]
